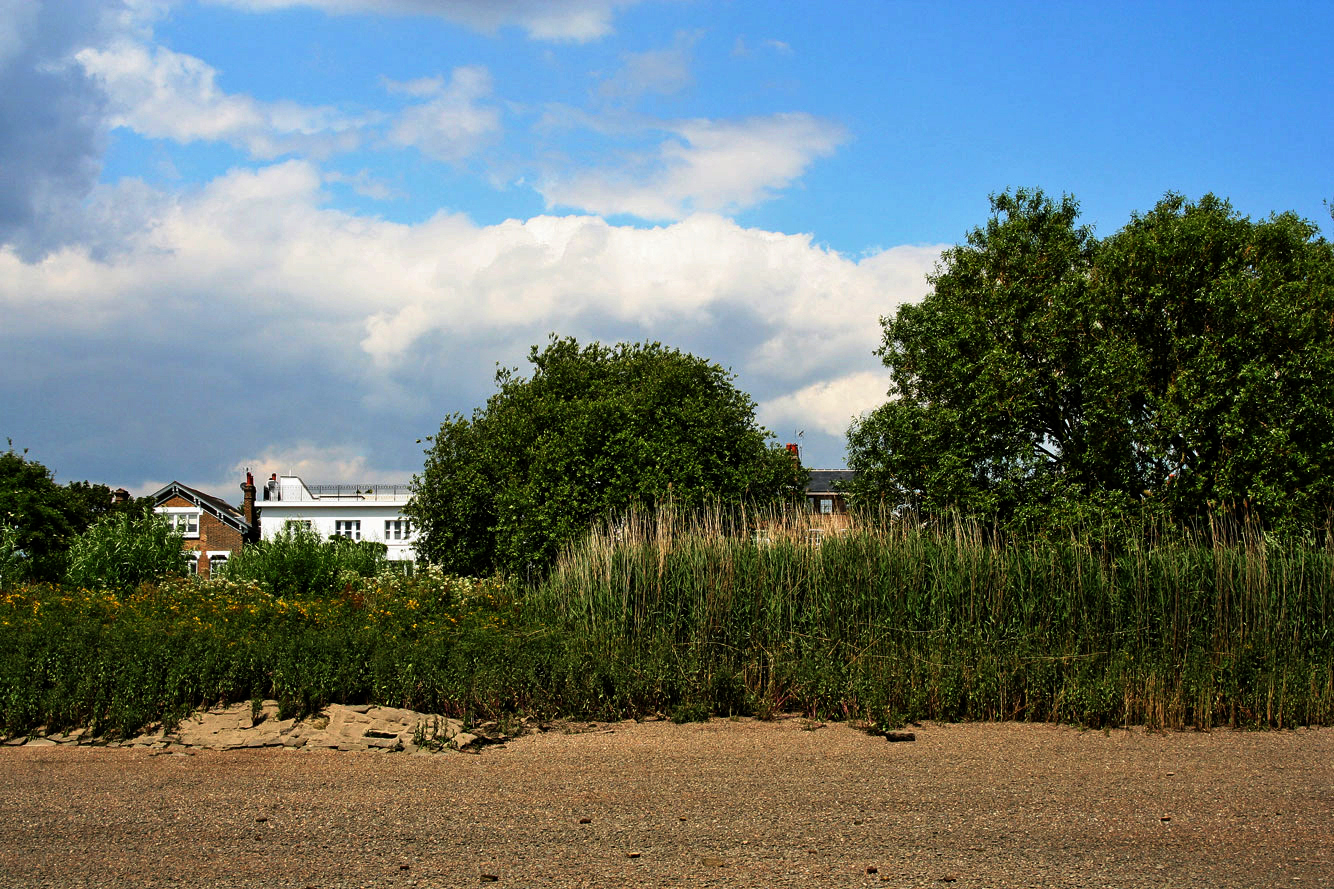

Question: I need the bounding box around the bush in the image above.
[223,526,387,596]
[64,512,187,590]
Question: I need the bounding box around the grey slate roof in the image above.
[805,469,855,496]
[151,481,251,533]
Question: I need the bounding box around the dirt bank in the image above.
[2,718,1330,888]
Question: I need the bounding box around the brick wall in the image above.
[160,494,244,578]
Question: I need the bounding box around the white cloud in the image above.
[76,41,366,158]
[540,112,847,219]
[206,0,642,42]
[0,161,942,482]
[758,371,891,442]
[386,65,501,163]
[598,31,697,100]
[232,444,418,486]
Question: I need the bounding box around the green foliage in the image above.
[0,524,23,588]
[0,445,153,584]
[0,446,82,582]
[848,190,1334,536]
[64,511,187,590]
[530,508,1334,729]
[2,512,1331,739]
[409,335,805,576]
[222,526,389,597]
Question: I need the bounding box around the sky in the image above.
[3,0,1332,499]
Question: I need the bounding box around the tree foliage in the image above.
[847,190,1334,535]
[409,336,805,575]
[0,445,152,583]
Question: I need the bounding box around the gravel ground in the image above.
[1,718,1330,888]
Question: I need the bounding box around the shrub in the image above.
[223,527,387,596]
[64,512,187,590]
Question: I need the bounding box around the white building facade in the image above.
[256,474,417,563]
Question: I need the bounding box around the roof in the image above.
[151,481,251,534]
[805,469,855,496]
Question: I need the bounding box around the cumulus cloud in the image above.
[385,66,501,163]
[206,0,642,41]
[540,112,847,219]
[0,0,122,257]
[758,371,891,443]
[77,41,366,158]
[230,444,419,488]
[0,161,940,486]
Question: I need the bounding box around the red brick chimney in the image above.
[785,442,800,465]
[241,470,257,537]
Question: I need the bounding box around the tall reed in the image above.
[529,505,1334,728]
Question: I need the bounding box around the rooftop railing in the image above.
[264,483,412,502]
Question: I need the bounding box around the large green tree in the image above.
[409,337,805,575]
[0,445,151,583]
[847,190,1334,534]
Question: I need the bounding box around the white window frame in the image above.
[334,520,361,540]
[206,551,230,575]
[384,519,412,541]
[158,507,201,538]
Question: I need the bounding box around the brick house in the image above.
[151,475,257,577]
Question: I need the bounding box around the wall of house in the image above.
[255,502,417,561]
[158,494,244,578]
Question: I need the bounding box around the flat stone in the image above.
[451,732,480,752]
[25,739,57,748]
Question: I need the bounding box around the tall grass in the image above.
[528,505,1334,728]
[2,506,1330,738]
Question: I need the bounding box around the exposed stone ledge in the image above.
[5,701,519,754]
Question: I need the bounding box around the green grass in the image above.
[2,508,1331,738]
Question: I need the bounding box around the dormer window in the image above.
[158,508,200,537]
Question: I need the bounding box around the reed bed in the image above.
[2,507,1330,738]
[529,507,1334,729]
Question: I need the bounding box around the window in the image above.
[183,551,199,575]
[334,520,361,540]
[158,509,200,537]
[820,498,834,515]
[283,519,313,532]
[385,519,412,541]
[207,553,229,576]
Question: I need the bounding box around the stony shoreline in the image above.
[3,700,511,754]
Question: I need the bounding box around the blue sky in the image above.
[2,0,1331,498]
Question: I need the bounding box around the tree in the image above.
[0,445,83,581]
[409,336,805,575]
[0,444,154,583]
[847,190,1334,535]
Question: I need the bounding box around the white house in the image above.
[256,474,417,563]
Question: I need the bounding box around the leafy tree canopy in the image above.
[847,190,1334,536]
[0,444,151,582]
[409,336,805,575]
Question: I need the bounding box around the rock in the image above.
[479,874,499,882]
[578,817,591,824]
[702,857,726,867]
[25,738,57,747]
[883,731,916,742]
[626,852,641,859]
[451,732,480,752]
